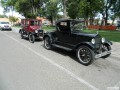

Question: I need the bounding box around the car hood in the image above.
[0,24,11,27]
[30,26,40,30]
[73,32,99,38]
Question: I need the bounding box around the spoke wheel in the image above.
[29,33,35,43]
[77,46,94,66]
[44,37,52,50]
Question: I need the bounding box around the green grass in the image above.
[12,26,21,28]
[42,25,56,30]
[84,29,120,42]
[42,26,120,42]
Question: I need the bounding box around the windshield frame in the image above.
[70,21,84,32]
[30,20,41,26]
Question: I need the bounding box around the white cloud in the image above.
[0,6,4,14]
[0,5,25,18]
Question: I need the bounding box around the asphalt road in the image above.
[0,27,120,90]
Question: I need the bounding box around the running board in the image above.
[52,44,72,51]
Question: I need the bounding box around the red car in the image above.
[19,19,44,43]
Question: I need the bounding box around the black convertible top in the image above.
[56,19,84,24]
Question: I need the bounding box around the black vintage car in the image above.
[43,19,112,66]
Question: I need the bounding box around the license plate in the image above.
[95,51,111,59]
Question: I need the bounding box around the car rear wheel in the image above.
[44,37,52,50]
[77,46,95,66]
[29,33,35,43]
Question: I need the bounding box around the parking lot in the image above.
[0,27,120,90]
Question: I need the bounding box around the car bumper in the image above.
[34,32,44,39]
[95,51,111,59]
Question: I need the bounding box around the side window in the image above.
[58,22,69,32]
[60,22,67,26]
[31,21,34,26]
[25,21,29,26]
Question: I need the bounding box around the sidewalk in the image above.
[111,42,120,59]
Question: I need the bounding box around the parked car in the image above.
[0,22,12,31]
[19,19,44,43]
[43,19,112,66]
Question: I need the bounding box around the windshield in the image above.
[1,22,9,24]
[30,21,41,26]
[71,21,84,32]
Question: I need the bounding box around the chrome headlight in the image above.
[35,30,38,33]
[91,38,95,44]
[101,37,105,43]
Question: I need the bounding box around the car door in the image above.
[24,20,29,32]
[55,21,76,48]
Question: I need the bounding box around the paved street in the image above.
[0,28,120,90]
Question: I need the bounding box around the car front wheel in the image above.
[44,37,52,50]
[29,33,35,43]
[77,46,95,66]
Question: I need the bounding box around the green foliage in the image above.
[9,16,18,23]
[1,0,47,18]
[0,15,7,18]
[45,0,61,25]
[1,0,120,25]
[66,0,102,19]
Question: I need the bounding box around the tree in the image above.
[99,0,118,25]
[1,0,48,18]
[45,0,61,25]
[66,0,102,25]
[66,0,80,19]
[9,16,18,25]
[110,0,120,24]
[61,0,68,19]
[0,14,7,18]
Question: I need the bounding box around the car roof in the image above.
[56,19,84,24]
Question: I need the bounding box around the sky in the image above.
[0,4,24,18]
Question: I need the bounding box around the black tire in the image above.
[101,44,111,58]
[44,37,52,50]
[20,30,24,39]
[76,46,95,66]
[29,33,35,43]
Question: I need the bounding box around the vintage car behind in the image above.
[43,19,112,66]
[19,19,44,43]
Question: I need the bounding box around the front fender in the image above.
[43,32,53,43]
[43,32,51,39]
[104,40,112,46]
[74,42,95,50]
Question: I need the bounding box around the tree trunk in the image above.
[100,13,105,30]
[63,0,68,19]
[105,13,108,25]
[112,18,115,25]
